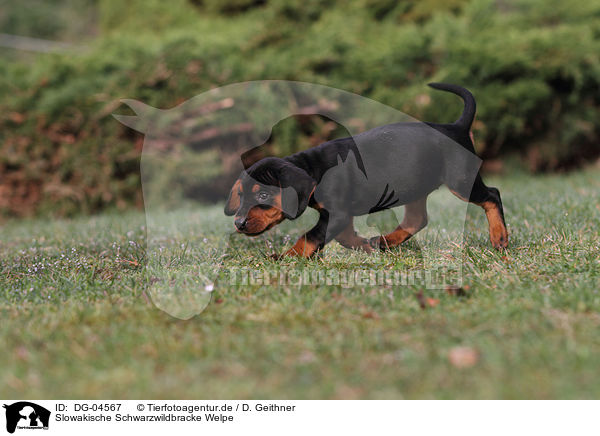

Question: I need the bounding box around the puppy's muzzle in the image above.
[234,217,247,231]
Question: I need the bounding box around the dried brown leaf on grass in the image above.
[445,285,470,297]
[415,290,439,309]
[448,346,479,369]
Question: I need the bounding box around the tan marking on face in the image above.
[252,184,260,193]
[240,191,285,235]
[225,179,242,214]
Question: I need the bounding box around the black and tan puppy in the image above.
[225,83,508,258]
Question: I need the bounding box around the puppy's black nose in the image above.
[234,217,247,231]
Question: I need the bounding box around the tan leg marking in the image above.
[476,201,508,249]
[334,219,373,253]
[284,236,320,258]
[372,197,428,250]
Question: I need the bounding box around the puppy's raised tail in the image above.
[428,82,476,131]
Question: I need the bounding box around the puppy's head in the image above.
[224,157,316,235]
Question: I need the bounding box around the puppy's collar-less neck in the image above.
[284,136,365,183]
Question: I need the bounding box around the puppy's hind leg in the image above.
[334,218,373,253]
[449,173,508,249]
[370,197,428,250]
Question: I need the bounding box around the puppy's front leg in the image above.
[283,210,349,258]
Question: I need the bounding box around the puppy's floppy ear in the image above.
[224,179,242,216]
[279,163,316,219]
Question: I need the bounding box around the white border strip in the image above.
[1,400,598,435]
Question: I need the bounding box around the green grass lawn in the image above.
[1,167,599,399]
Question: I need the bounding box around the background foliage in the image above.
[1,0,599,217]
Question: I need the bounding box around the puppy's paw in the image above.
[491,233,509,249]
[270,250,305,260]
[490,226,509,249]
[358,242,374,254]
[369,236,386,251]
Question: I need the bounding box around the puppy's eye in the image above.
[257,192,269,202]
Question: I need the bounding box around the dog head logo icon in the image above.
[3,402,50,434]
